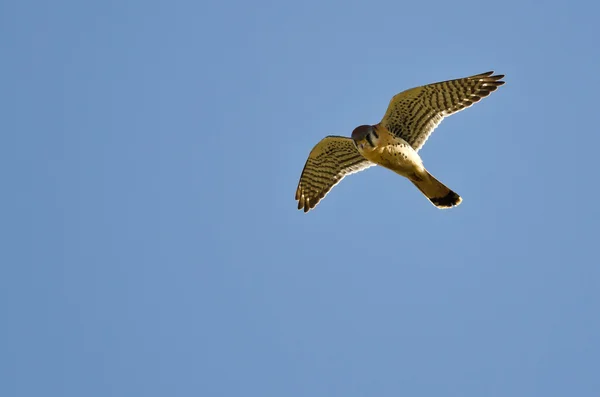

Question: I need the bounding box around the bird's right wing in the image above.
[295,136,374,212]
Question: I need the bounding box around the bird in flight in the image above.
[295,71,505,212]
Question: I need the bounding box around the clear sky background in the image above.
[2,0,599,396]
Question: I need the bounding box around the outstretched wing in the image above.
[380,71,505,152]
[295,136,374,212]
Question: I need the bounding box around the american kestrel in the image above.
[295,71,505,212]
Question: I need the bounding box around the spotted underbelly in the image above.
[363,142,423,177]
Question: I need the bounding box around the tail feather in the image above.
[410,170,462,209]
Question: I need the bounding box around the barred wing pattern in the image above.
[381,71,505,152]
[295,136,374,212]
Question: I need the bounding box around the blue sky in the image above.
[2,0,599,396]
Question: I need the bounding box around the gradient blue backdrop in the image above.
[2,0,599,396]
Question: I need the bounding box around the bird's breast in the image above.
[359,134,423,177]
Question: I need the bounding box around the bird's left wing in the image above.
[380,71,505,152]
[295,136,374,212]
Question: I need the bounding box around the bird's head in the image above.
[351,125,372,141]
